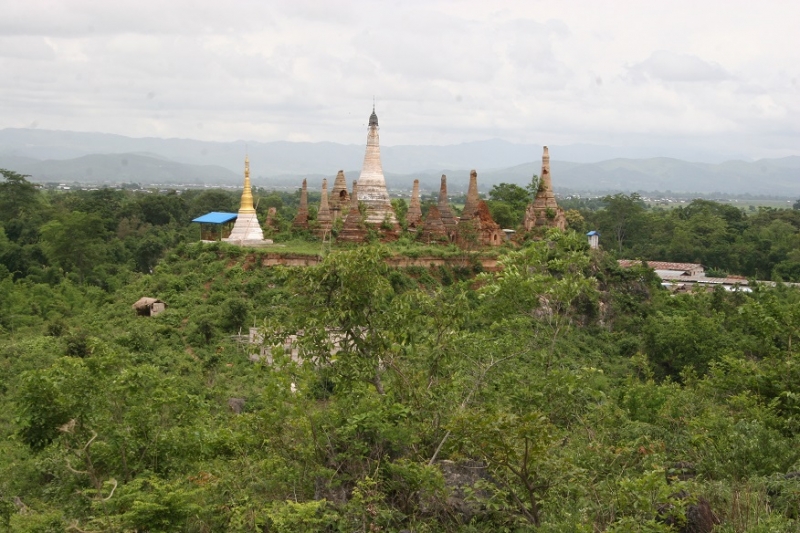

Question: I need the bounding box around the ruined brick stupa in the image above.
[460,170,480,222]
[356,105,398,229]
[330,170,350,221]
[293,179,309,229]
[524,146,567,232]
[224,156,273,246]
[406,179,422,228]
[338,180,368,243]
[317,178,332,235]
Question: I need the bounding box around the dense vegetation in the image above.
[5,169,800,531]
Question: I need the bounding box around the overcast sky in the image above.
[1,0,798,160]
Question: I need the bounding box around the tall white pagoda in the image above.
[356,105,398,227]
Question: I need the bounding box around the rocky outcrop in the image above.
[407,179,423,229]
[293,178,309,229]
[523,146,566,232]
[436,460,491,523]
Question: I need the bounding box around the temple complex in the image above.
[356,106,398,228]
[460,170,480,222]
[523,146,567,232]
[317,178,332,235]
[406,179,422,228]
[293,179,309,229]
[223,156,272,246]
[437,174,458,238]
[329,170,350,221]
[337,180,368,243]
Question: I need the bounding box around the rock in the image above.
[658,491,719,533]
[227,397,246,414]
[437,460,491,523]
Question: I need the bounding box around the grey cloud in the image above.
[627,50,731,82]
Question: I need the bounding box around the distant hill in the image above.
[0,153,239,185]
[1,128,798,195]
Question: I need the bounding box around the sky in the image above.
[1,0,798,160]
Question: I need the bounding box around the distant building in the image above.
[587,230,600,249]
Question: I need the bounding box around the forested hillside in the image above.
[5,169,800,531]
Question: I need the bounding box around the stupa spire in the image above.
[437,174,457,233]
[357,104,396,226]
[318,178,332,231]
[293,179,309,229]
[540,146,552,195]
[406,179,422,228]
[461,170,480,221]
[239,155,255,214]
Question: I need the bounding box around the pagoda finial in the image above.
[239,154,255,214]
[369,101,378,128]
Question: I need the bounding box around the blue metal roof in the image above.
[586,230,600,236]
[192,212,238,224]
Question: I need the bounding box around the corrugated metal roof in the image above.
[192,212,238,224]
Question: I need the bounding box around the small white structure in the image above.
[587,230,600,249]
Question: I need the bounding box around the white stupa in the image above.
[356,105,398,227]
[224,156,273,246]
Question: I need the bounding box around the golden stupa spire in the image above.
[239,154,255,214]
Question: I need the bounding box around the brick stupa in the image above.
[406,179,422,229]
[524,146,567,231]
[458,200,504,247]
[329,170,350,221]
[293,178,309,229]
[224,156,272,246]
[437,174,458,237]
[460,170,480,222]
[317,178,333,236]
[356,106,398,229]
[337,180,368,243]
[419,205,449,244]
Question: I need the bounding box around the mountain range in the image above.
[1,128,798,196]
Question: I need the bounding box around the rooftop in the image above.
[192,212,238,224]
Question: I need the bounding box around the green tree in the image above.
[488,182,529,227]
[40,212,108,283]
[595,193,647,253]
[0,169,38,224]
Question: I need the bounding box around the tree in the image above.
[0,169,38,224]
[40,212,108,283]
[595,193,647,253]
[264,246,402,394]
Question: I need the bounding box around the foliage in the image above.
[6,180,800,530]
